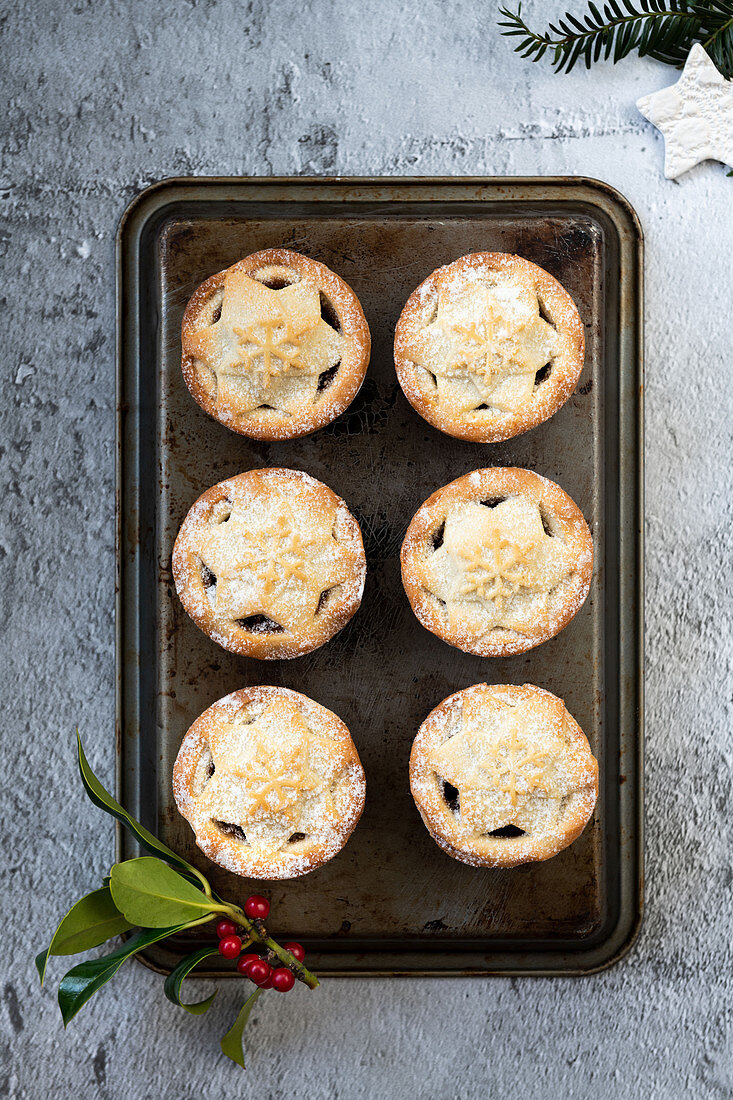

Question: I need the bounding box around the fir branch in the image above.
[497,2,733,78]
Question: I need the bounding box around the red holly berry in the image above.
[236,953,260,976]
[283,941,305,963]
[259,973,274,989]
[244,895,270,920]
[246,959,272,986]
[216,919,238,939]
[271,967,295,993]
[218,935,242,959]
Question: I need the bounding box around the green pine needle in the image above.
[497,2,733,78]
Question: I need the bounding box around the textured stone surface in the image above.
[1,1,731,1097]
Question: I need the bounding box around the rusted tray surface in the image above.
[116,177,643,975]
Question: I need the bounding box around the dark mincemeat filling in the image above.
[488,825,526,838]
[442,781,459,815]
[317,363,340,392]
[235,615,284,634]
[215,820,246,842]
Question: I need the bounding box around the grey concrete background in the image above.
[1,1,731,1097]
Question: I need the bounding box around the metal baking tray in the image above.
[116,177,643,976]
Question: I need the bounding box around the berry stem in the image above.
[259,934,319,990]
[218,905,319,989]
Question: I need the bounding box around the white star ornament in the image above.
[637,44,733,179]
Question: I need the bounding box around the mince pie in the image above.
[410,682,598,867]
[401,467,593,657]
[394,252,585,442]
[181,248,371,440]
[173,686,366,879]
[172,468,366,659]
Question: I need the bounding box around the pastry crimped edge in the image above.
[181,248,371,440]
[393,251,585,443]
[173,686,366,880]
[172,467,366,660]
[400,466,593,657]
[409,682,599,868]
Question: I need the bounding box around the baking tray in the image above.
[116,177,643,976]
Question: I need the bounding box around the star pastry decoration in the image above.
[430,692,580,834]
[197,697,337,848]
[637,45,733,180]
[418,496,575,637]
[186,267,346,416]
[200,489,355,631]
[403,277,557,414]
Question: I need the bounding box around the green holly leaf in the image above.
[58,925,188,1025]
[76,732,209,888]
[36,887,133,985]
[163,946,219,1015]
[109,857,220,928]
[220,989,263,1069]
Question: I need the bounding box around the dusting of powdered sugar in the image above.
[410,683,598,868]
[180,249,370,441]
[172,468,366,659]
[173,685,366,880]
[401,467,593,657]
[394,252,585,444]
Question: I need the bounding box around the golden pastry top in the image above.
[196,478,357,634]
[172,468,367,660]
[196,697,336,843]
[416,495,576,636]
[402,272,558,416]
[186,268,345,418]
[394,253,586,446]
[427,686,596,837]
[173,686,367,879]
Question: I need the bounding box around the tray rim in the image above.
[115,174,644,978]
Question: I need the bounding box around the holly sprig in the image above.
[36,734,318,1070]
[498,2,733,79]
